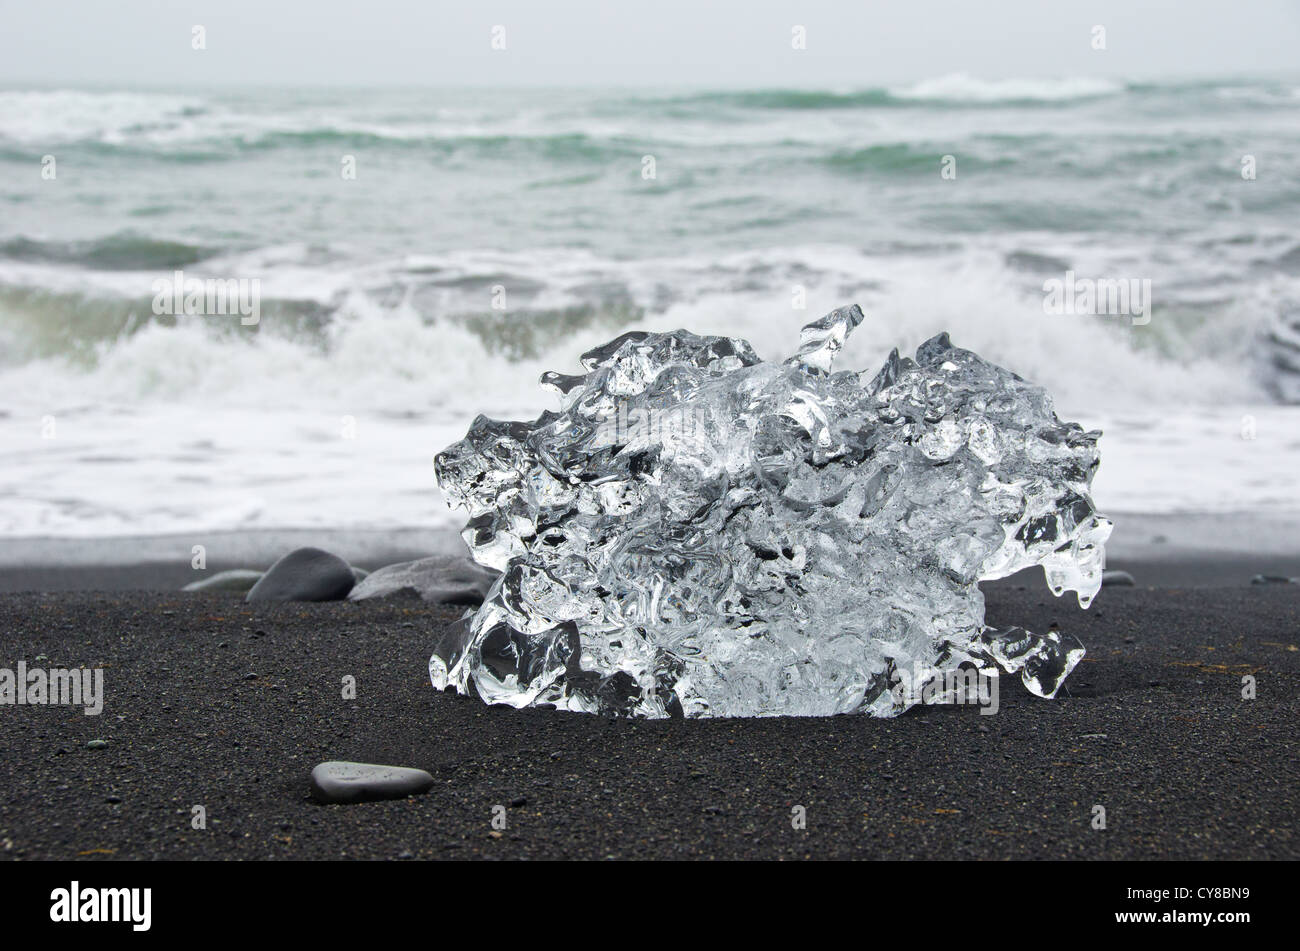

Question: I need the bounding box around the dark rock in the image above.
[309,761,435,805]
[1250,574,1295,585]
[183,569,264,594]
[347,555,498,606]
[246,547,356,603]
[1101,570,1136,587]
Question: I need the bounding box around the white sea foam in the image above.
[892,73,1125,104]
[1,243,1295,538]
[0,76,1131,153]
[3,80,1299,540]
[0,90,205,145]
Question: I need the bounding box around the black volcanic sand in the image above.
[0,578,1296,860]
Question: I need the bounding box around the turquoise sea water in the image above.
[2,76,1299,536]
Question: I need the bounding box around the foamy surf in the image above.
[3,78,1300,539]
[891,73,1124,103]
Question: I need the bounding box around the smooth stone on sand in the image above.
[347,555,498,606]
[1251,574,1296,585]
[182,569,265,593]
[1101,570,1136,587]
[245,547,356,603]
[309,761,435,805]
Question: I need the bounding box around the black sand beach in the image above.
[1,564,1296,860]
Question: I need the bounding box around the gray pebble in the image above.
[183,569,265,594]
[309,761,435,805]
[347,555,498,606]
[1102,570,1136,587]
[246,548,356,603]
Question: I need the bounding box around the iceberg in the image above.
[432,306,1111,717]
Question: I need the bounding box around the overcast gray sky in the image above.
[2,0,1297,87]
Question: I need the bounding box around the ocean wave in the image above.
[1,117,639,163]
[0,88,627,157]
[0,243,1276,412]
[655,75,1126,112]
[234,128,632,162]
[2,79,1298,537]
[660,88,898,110]
[891,73,1125,104]
[0,77,1281,167]
[817,142,1014,175]
[0,77,1132,155]
[0,233,214,270]
[0,89,206,145]
[3,242,1294,537]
